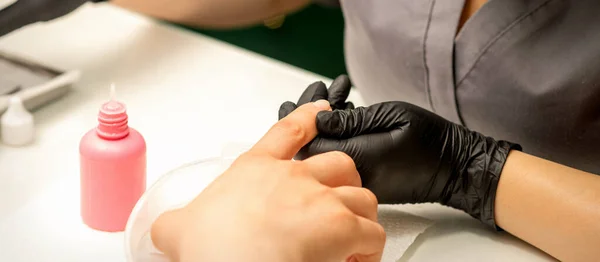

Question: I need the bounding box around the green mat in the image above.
[175,4,347,79]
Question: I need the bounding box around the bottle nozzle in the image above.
[97,84,129,140]
[102,84,125,113]
[110,84,116,101]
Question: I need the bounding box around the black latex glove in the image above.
[279,85,521,228]
[0,0,104,37]
[279,74,355,119]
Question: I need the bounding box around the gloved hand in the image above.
[0,0,104,37]
[279,74,355,120]
[279,78,521,228]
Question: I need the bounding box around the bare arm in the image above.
[495,150,600,262]
[111,0,310,29]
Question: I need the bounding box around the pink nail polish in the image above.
[80,86,146,232]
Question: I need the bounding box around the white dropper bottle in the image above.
[1,96,34,146]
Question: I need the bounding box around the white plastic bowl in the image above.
[124,143,251,262]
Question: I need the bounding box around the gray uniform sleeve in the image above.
[0,0,103,37]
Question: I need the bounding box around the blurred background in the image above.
[176,4,347,79]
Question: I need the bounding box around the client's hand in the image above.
[151,100,385,262]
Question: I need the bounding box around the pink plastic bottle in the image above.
[80,85,146,232]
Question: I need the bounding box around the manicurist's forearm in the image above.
[111,0,310,28]
[495,150,600,262]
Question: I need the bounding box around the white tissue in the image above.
[378,205,434,262]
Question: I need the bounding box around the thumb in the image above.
[316,102,409,139]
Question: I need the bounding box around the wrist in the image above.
[445,128,521,228]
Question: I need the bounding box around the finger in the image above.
[253,100,331,159]
[150,209,185,258]
[295,133,394,186]
[316,102,409,139]
[333,186,378,221]
[345,101,355,110]
[301,151,361,187]
[278,101,298,120]
[297,81,328,106]
[354,252,383,262]
[328,75,352,109]
[296,134,383,161]
[348,217,386,262]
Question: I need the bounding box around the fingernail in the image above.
[313,99,330,110]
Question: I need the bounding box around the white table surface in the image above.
[0,3,556,262]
